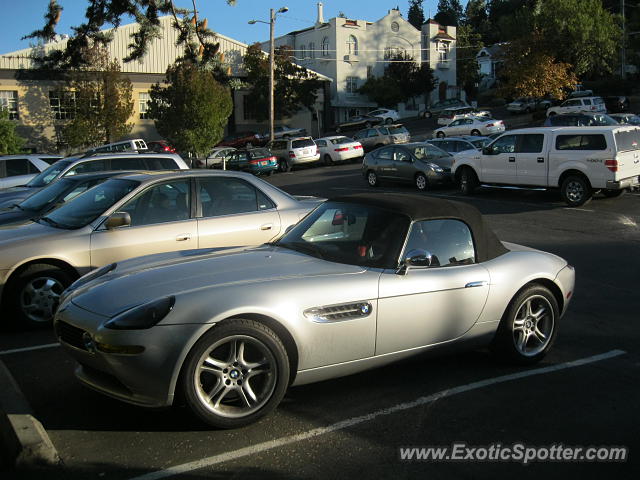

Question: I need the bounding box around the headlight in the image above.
[104,296,175,330]
[67,263,117,292]
[427,163,444,172]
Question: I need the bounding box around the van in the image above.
[451,126,640,206]
[86,139,148,154]
[268,137,320,172]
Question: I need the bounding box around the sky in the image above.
[0,0,446,54]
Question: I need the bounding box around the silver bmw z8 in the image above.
[54,194,575,428]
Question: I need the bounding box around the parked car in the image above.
[315,136,363,165]
[452,126,640,206]
[197,147,236,169]
[546,96,606,116]
[0,155,62,190]
[353,125,411,151]
[609,113,640,126]
[437,107,491,126]
[0,171,134,226]
[506,97,552,114]
[86,139,148,154]
[216,131,266,149]
[543,113,618,127]
[224,148,278,175]
[268,137,320,172]
[0,152,189,206]
[427,136,492,154]
[368,108,399,124]
[271,125,308,139]
[147,140,177,153]
[434,116,505,138]
[603,96,630,113]
[0,170,324,328]
[362,143,453,190]
[419,98,469,119]
[335,115,384,133]
[54,193,574,428]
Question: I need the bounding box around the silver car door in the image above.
[90,179,197,267]
[376,219,490,355]
[196,176,281,247]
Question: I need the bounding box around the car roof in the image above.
[327,193,509,262]
[104,169,268,183]
[316,136,352,140]
[0,154,61,159]
[507,125,634,134]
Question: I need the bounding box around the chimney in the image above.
[317,2,324,25]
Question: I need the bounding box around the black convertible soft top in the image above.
[329,193,509,263]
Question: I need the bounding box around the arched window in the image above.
[322,37,329,57]
[346,35,358,56]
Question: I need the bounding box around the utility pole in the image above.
[622,0,626,79]
[269,8,276,142]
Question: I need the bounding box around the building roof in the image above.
[434,32,456,41]
[477,44,506,59]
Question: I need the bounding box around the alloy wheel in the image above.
[20,276,65,323]
[512,295,555,357]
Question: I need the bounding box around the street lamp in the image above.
[249,6,289,143]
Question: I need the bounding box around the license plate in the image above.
[303,149,310,155]
[261,161,267,166]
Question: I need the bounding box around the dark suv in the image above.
[543,113,619,127]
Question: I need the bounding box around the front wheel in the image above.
[181,319,290,429]
[424,111,432,119]
[436,131,445,138]
[490,285,559,365]
[366,170,379,187]
[415,173,428,191]
[602,189,625,198]
[278,158,291,173]
[459,167,478,195]
[470,129,481,136]
[560,175,592,207]
[324,154,333,166]
[385,118,393,124]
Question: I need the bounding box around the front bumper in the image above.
[606,175,640,190]
[54,301,205,408]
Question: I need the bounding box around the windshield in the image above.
[42,179,139,229]
[18,178,77,212]
[276,201,410,269]
[292,139,315,149]
[26,159,73,187]
[589,114,618,126]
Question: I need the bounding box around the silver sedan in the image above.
[434,116,506,138]
[55,194,574,428]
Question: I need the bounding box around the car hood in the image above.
[69,245,365,317]
[0,209,36,227]
[0,219,60,246]
[0,186,40,206]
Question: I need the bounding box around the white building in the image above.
[421,19,459,103]
[476,44,505,91]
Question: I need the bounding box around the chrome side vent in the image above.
[304,302,373,323]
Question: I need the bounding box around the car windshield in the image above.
[410,145,451,159]
[589,115,618,126]
[388,126,409,135]
[18,177,77,211]
[330,137,354,144]
[248,149,272,159]
[41,179,139,229]
[26,159,73,187]
[276,201,410,269]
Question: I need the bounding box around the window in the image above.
[49,91,75,120]
[346,76,358,94]
[142,157,180,169]
[309,42,315,59]
[0,91,18,119]
[66,160,107,176]
[438,42,449,62]
[375,147,394,160]
[198,177,273,217]
[139,92,150,120]
[517,134,544,153]
[491,135,517,154]
[243,94,256,121]
[110,157,147,170]
[346,35,358,56]
[367,129,379,138]
[555,134,607,151]
[299,44,306,59]
[615,130,640,151]
[583,99,592,105]
[322,37,330,57]
[403,219,475,267]
[395,149,411,162]
[4,158,31,177]
[316,140,326,147]
[120,180,191,226]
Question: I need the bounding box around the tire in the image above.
[278,158,291,173]
[324,154,333,166]
[602,188,625,198]
[181,318,290,429]
[470,129,481,136]
[366,170,379,187]
[548,111,557,116]
[425,111,432,119]
[385,118,393,124]
[560,175,592,207]
[436,131,445,138]
[415,173,428,191]
[490,284,560,365]
[6,264,74,329]
[459,167,479,195]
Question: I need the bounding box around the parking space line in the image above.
[129,349,625,480]
[563,208,594,212]
[0,343,60,356]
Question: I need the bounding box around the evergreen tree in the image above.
[434,0,464,26]
[407,0,425,30]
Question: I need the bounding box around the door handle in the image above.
[260,223,273,231]
[508,157,516,162]
[176,233,191,241]
[537,157,545,163]
[465,281,488,288]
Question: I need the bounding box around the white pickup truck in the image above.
[452,126,640,206]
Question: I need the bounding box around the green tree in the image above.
[0,109,25,154]
[463,0,489,40]
[407,0,425,30]
[149,62,233,157]
[60,47,134,149]
[24,0,237,70]
[243,44,323,122]
[434,0,464,26]
[456,25,484,100]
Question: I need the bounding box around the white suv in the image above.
[546,96,606,117]
[268,137,320,172]
[0,154,62,189]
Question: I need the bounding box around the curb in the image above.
[0,359,62,470]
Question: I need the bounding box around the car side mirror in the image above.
[482,146,494,155]
[397,249,433,275]
[105,211,131,230]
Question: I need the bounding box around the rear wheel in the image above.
[324,154,333,166]
[181,319,289,428]
[459,167,478,195]
[366,170,379,187]
[424,111,432,119]
[602,189,625,198]
[436,131,445,138]
[560,175,592,207]
[385,118,393,124]
[415,173,428,191]
[490,285,559,365]
[470,129,481,136]
[278,158,291,173]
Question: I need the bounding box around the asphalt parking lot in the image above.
[1,157,639,479]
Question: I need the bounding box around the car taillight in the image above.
[486,123,495,127]
[163,146,171,152]
[605,159,618,172]
[335,147,349,152]
[354,145,362,149]
[249,159,261,165]
[289,151,296,158]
